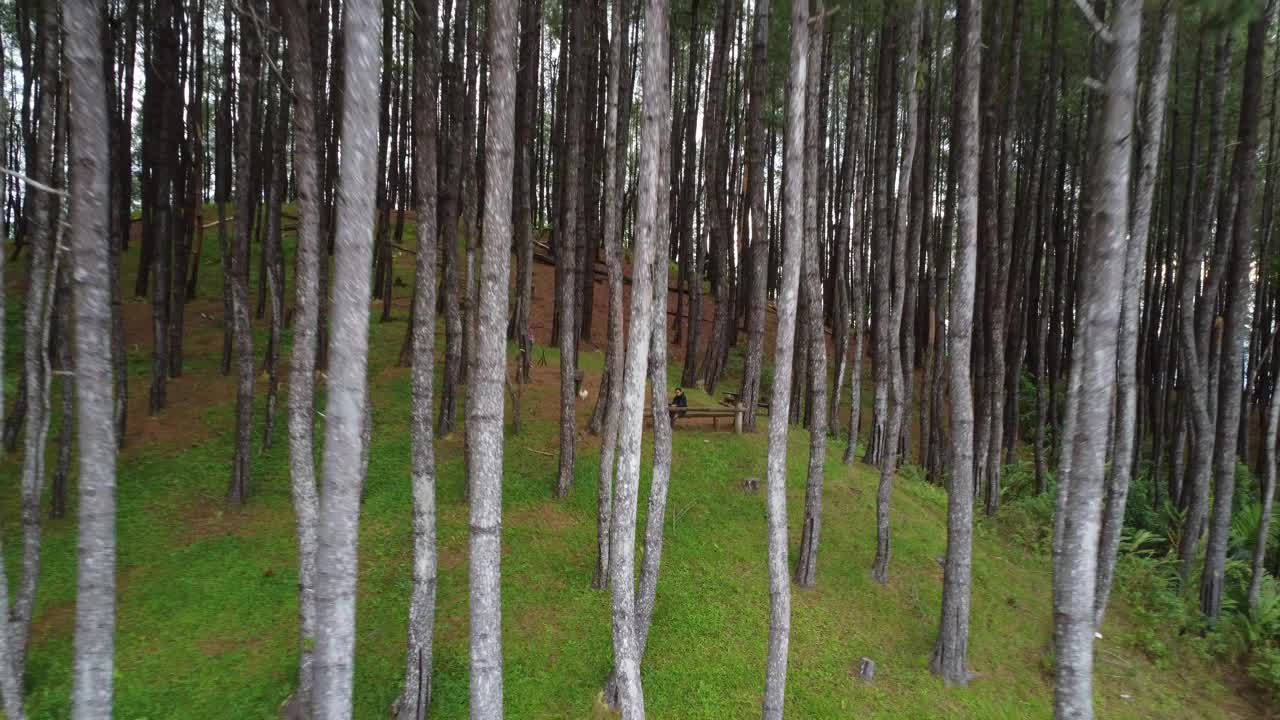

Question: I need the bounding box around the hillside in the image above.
[0,220,1266,719]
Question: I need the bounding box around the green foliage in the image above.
[1248,646,1280,700]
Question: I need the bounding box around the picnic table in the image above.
[721,391,770,410]
[659,403,746,433]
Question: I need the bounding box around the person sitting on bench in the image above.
[670,387,688,417]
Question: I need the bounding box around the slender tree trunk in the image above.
[468,0,517,712]
[1200,6,1270,621]
[738,0,770,433]
[66,0,118,711]
[698,0,739,396]
[216,0,234,378]
[606,0,668,708]
[312,0,381,713]
[762,0,807,714]
[929,0,980,686]
[512,0,542,383]
[1094,3,1175,629]
[1251,347,1280,612]
[228,0,264,506]
[593,0,630,589]
[392,2,442,716]
[147,0,177,416]
[872,0,922,585]
[826,32,862,439]
[263,85,289,451]
[12,0,61,682]
[51,265,73,521]
[437,0,468,437]
[0,29,18,719]
[793,4,828,588]
[556,0,585,498]
[281,0,324,713]
[1176,34,1231,582]
[1052,2,1139,717]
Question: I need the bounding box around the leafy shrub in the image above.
[1249,646,1280,700]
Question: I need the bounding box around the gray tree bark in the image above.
[762,0,807,714]
[827,31,863,440]
[1052,2,1140,718]
[1094,3,1175,630]
[737,0,770,434]
[312,0,381,713]
[281,0,324,713]
[697,0,739,396]
[929,0,980,686]
[594,0,630,590]
[1200,5,1270,622]
[467,0,518,714]
[0,28,16,720]
[872,0,922,586]
[67,0,118,712]
[1176,35,1231,583]
[392,0,442,714]
[606,0,669,709]
[1251,353,1280,611]
[228,0,265,506]
[13,0,60,683]
[556,0,585,499]
[793,4,828,589]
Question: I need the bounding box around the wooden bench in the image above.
[721,392,770,410]
[665,404,745,433]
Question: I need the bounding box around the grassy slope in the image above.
[0,209,1258,718]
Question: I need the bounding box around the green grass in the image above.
[0,208,1259,718]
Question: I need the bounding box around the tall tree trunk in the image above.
[0,12,24,717]
[607,0,667,707]
[228,0,264,506]
[511,0,542,383]
[929,0,980,686]
[147,0,178,415]
[437,0,468,437]
[698,0,739,396]
[13,0,61,683]
[593,0,630,589]
[826,31,862,439]
[66,0,118,711]
[762,0,807,714]
[281,0,324,712]
[393,0,442,714]
[1051,2,1140,717]
[556,0,586,499]
[263,84,289,451]
[677,0,704,388]
[312,0,381,712]
[864,13,896,468]
[51,265,73,521]
[872,0,922,585]
[1176,34,1231,582]
[216,0,234,377]
[1094,2,1175,629]
[468,0,517,712]
[1200,5,1270,621]
[738,0,770,433]
[793,4,828,588]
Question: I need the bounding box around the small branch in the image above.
[232,0,293,98]
[1071,0,1113,44]
[526,447,555,457]
[0,167,66,197]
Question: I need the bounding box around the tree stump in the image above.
[857,657,876,681]
[742,477,760,493]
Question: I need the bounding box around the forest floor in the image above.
[0,209,1271,718]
